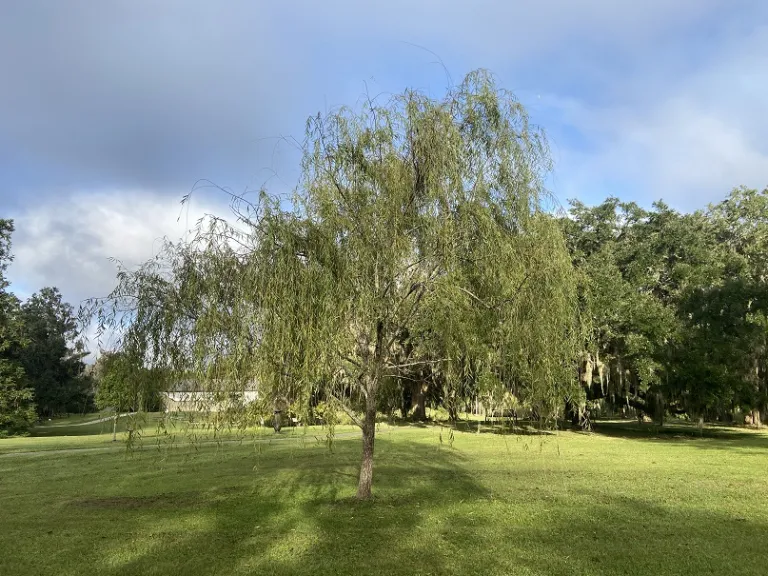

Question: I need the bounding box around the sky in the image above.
[1,0,768,327]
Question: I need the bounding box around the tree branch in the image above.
[457,286,492,309]
[501,271,533,307]
[388,358,449,369]
[330,394,364,428]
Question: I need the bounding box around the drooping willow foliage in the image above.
[86,70,584,497]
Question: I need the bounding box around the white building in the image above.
[162,379,259,412]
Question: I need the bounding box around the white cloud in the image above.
[7,190,222,305]
[6,189,231,357]
[536,23,768,210]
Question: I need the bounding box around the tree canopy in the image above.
[0,220,36,436]
[561,188,768,426]
[90,70,583,498]
[0,221,92,436]
[19,287,92,417]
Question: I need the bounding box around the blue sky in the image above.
[1,0,767,314]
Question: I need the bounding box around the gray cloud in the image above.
[0,1,308,192]
[0,0,748,196]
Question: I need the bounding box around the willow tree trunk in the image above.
[356,398,377,500]
[112,412,119,442]
[751,408,762,429]
[654,393,665,427]
[411,381,427,421]
[565,398,580,427]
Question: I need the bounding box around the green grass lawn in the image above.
[1,422,767,576]
[30,412,159,437]
[35,410,121,425]
[0,415,360,455]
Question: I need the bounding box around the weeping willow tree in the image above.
[88,70,581,499]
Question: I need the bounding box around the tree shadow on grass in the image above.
[388,418,768,454]
[71,438,490,576]
[432,489,768,576]
[26,434,768,576]
[389,418,555,437]
[588,420,768,452]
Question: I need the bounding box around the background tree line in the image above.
[0,220,92,435]
[562,187,767,428]
[8,185,764,442]
[0,218,180,437]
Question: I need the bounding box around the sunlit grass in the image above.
[35,410,115,426]
[1,416,364,455]
[2,422,767,575]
